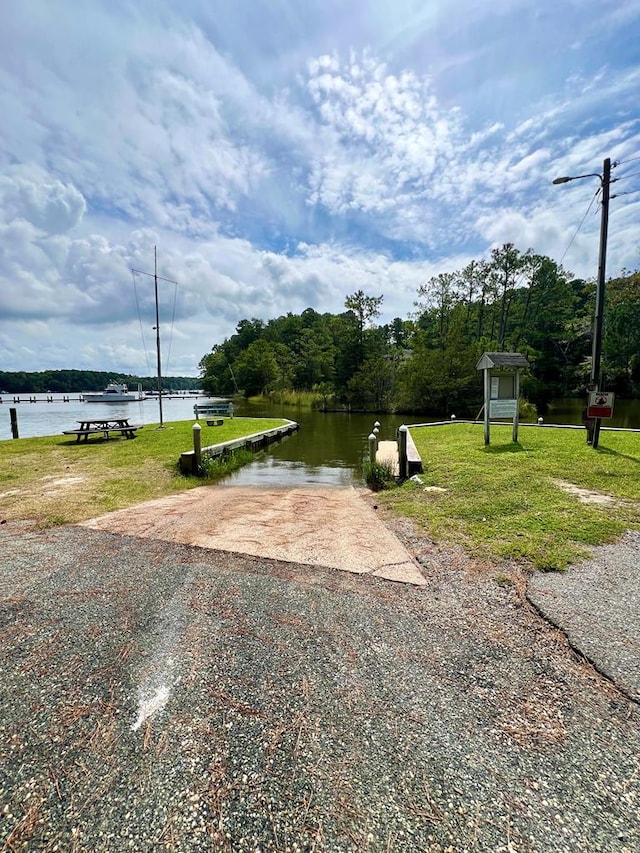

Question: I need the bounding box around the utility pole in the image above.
[590,157,611,449]
[553,156,614,449]
[131,247,177,427]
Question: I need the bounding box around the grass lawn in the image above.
[0,417,288,527]
[378,423,640,570]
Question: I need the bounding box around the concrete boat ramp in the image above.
[80,484,426,586]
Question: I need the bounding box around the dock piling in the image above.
[10,407,19,439]
[193,422,202,470]
[368,432,377,463]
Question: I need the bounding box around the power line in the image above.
[616,153,640,166]
[164,280,179,374]
[559,187,600,265]
[131,248,178,427]
[613,168,640,183]
[612,188,640,199]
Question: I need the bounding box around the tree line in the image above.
[0,370,198,394]
[199,243,640,415]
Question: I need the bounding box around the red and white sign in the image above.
[587,391,615,419]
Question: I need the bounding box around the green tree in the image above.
[603,271,640,395]
[348,354,396,411]
[234,340,280,396]
[344,290,384,367]
[199,346,237,396]
[415,272,458,350]
[487,243,531,348]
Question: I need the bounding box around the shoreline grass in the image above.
[0,417,288,527]
[378,423,640,571]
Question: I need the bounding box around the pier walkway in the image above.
[375,439,400,475]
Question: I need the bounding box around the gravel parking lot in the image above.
[1,514,639,852]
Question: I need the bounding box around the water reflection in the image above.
[543,397,640,430]
[226,400,407,487]
[220,456,357,487]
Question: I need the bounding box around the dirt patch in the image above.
[40,475,86,496]
[552,478,627,507]
[0,489,22,499]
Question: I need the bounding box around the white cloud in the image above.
[1,1,640,373]
[0,166,86,235]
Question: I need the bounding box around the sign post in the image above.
[476,352,529,446]
[587,391,614,420]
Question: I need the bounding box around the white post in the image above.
[368,432,377,464]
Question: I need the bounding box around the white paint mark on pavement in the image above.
[132,684,171,731]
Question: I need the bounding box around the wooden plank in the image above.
[405,430,423,474]
[376,441,399,476]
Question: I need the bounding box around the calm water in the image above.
[3,394,638,486]
[221,402,409,486]
[0,393,202,441]
[543,397,640,430]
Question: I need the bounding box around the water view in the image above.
[5,394,640,472]
[0,393,403,487]
[3,394,638,487]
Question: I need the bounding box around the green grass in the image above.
[378,423,640,570]
[199,447,254,478]
[0,417,288,527]
[363,458,396,491]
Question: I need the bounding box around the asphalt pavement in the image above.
[1,500,639,852]
[528,529,640,703]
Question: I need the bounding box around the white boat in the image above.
[83,383,139,403]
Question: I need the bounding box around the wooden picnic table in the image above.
[62,417,142,442]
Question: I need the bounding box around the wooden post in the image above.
[10,408,19,439]
[513,370,520,443]
[193,422,202,472]
[483,369,490,445]
[398,425,407,479]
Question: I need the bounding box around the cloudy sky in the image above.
[1,0,639,376]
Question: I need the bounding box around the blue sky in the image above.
[1,0,639,375]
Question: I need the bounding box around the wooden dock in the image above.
[376,440,400,476]
[376,429,423,479]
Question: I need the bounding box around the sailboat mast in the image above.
[154,245,164,427]
[130,250,177,430]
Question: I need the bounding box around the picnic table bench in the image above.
[63,418,142,442]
